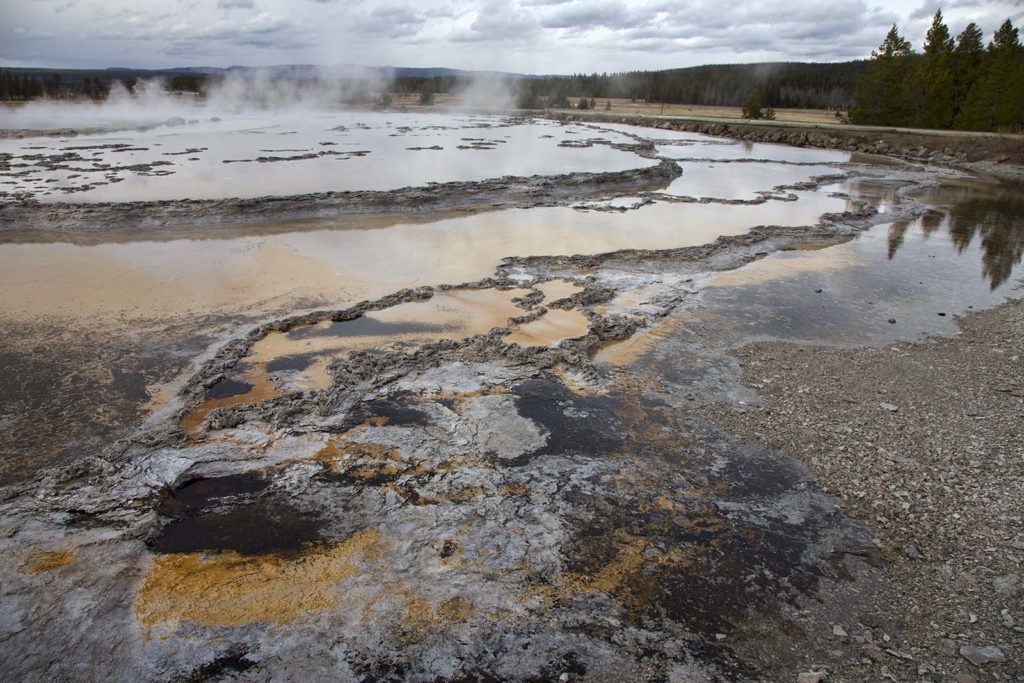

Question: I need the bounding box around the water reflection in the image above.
[685,186,1024,350]
[0,190,851,325]
[0,113,653,202]
[887,183,1024,289]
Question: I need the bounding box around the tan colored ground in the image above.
[134,529,382,630]
[18,549,76,575]
[386,93,840,124]
[553,99,842,124]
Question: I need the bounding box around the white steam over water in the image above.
[0,68,517,131]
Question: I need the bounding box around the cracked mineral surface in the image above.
[1,111,1022,681]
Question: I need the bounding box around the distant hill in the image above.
[141,64,527,79]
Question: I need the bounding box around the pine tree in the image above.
[989,20,1024,130]
[959,20,1024,131]
[951,23,985,122]
[850,24,915,125]
[741,88,765,119]
[912,10,955,128]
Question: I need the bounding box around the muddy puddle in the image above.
[186,286,598,430]
[504,309,590,348]
[534,279,585,302]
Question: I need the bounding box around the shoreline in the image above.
[0,159,680,232]
[690,295,1024,681]
[548,110,1024,183]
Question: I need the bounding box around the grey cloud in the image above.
[452,1,539,42]
[12,27,56,39]
[910,0,942,20]
[348,5,427,38]
[591,0,897,59]
[540,1,636,30]
[8,0,1006,73]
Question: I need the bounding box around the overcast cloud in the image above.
[2,0,1022,72]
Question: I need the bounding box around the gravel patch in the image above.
[691,296,1024,681]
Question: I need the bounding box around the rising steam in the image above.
[0,66,520,132]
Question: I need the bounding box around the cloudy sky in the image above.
[2,0,1023,73]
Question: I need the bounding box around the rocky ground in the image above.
[690,297,1024,682]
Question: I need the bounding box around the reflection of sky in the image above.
[0,188,850,323]
[0,112,659,202]
[889,184,1024,291]
[657,139,850,164]
[700,191,1024,347]
[665,162,839,200]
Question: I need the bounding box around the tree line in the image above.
[850,12,1024,132]
[0,70,109,100]
[514,62,865,110]
[0,63,865,112]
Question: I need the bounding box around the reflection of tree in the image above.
[887,220,913,259]
[920,209,944,237]
[887,187,1024,289]
[947,191,1024,289]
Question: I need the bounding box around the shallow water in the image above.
[3,111,1022,476]
[0,187,854,324]
[184,282,607,429]
[656,138,852,164]
[0,112,657,202]
[597,179,1024,373]
[665,161,841,200]
[183,288,534,429]
[698,181,1024,343]
[584,120,854,164]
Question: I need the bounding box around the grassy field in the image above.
[385,93,843,124]
[561,99,843,124]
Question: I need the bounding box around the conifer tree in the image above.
[989,20,1024,129]
[912,10,955,128]
[850,24,914,125]
[951,23,984,122]
[959,19,1024,131]
[741,88,765,119]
